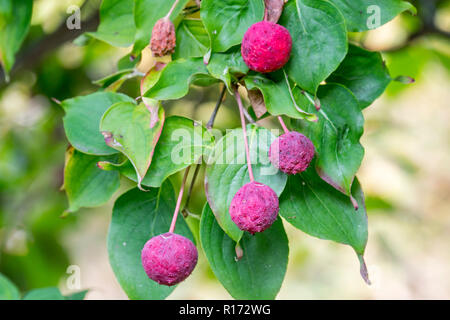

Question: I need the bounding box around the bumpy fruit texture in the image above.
[241,21,292,73]
[229,181,279,234]
[269,131,315,175]
[141,232,198,286]
[150,17,176,57]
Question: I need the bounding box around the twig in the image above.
[184,7,200,15]
[182,163,201,213]
[0,8,99,84]
[183,85,227,214]
[206,85,226,129]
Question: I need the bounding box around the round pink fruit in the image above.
[269,131,315,175]
[241,21,292,73]
[229,181,279,234]
[141,232,198,286]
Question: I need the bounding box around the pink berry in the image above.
[141,232,198,286]
[241,21,292,73]
[229,181,279,234]
[269,131,315,175]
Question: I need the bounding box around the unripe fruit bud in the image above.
[229,181,279,234]
[269,131,315,175]
[150,17,176,57]
[141,232,198,286]
[241,21,292,73]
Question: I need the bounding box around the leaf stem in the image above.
[234,86,255,182]
[169,166,191,233]
[277,116,289,134]
[282,69,318,121]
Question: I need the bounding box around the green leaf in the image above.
[22,287,87,300]
[66,290,88,300]
[100,101,164,189]
[201,0,264,52]
[61,92,136,156]
[114,116,214,188]
[23,288,65,300]
[93,68,143,92]
[329,0,416,32]
[64,148,120,213]
[86,0,136,47]
[140,62,166,95]
[107,181,194,300]
[244,70,317,121]
[144,58,211,100]
[118,52,142,70]
[0,273,20,300]
[190,73,220,87]
[279,0,347,94]
[293,84,364,198]
[173,19,209,60]
[0,0,32,77]
[133,0,189,55]
[383,45,431,97]
[185,214,201,246]
[94,68,135,88]
[279,168,369,282]
[205,125,287,242]
[207,47,249,91]
[200,203,288,299]
[327,44,391,109]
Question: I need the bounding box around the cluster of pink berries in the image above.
[231,20,315,234]
[141,18,315,287]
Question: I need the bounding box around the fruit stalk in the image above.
[277,116,289,134]
[166,0,180,19]
[169,166,191,233]
[234,86,255,182]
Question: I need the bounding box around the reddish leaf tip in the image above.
[358,254,371,285]
[314,97,321,111]
[350,195,359,210]
[235,243,244,261]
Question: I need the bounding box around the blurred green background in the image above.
[0,0,449,299]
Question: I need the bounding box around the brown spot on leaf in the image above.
[102,131,123,148]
